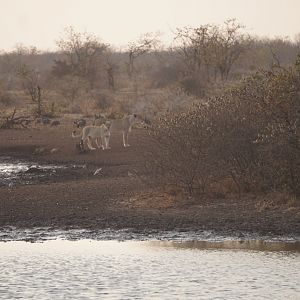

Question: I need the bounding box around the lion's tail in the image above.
[72,130,82,138]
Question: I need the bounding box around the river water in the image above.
[0,239,299,299]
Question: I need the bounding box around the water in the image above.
[0,239,299,299]
[0,157,82,186]
[1,158,299,299]
[1,226,299,242]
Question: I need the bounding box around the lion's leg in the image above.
[100,135,106,150]
[106,133,111,149]
[122,131,127,147]
[104,137,107,150]
[80,139,84,150]
[123,131,130,147]
[104,131,111,150]
[87,136,96,150]
[104,135,111,150]
[80,131,87,150]
[96,138,102,149]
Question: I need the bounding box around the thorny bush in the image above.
[146,55,300,197]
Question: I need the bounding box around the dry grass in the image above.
[255,192,300,212]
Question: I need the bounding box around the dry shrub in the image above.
[145,54,300,200]
[83,87,197,120]
[255,192,299,212]
[0,89,14,107]
[127,191,176,209]
[145,107,223,195]
[127,87,197,118]
[126,186,189,210]
[209,178,240,197]
[54,75,88,104]
[90,90,115,111]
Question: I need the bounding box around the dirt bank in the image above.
[0,121,299,237]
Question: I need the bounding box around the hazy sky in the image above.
[1,0,299,51]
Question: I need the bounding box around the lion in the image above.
[93,114,107,126]
[105,114,140,148]
[72,124,110,151]
[73,118,86,128]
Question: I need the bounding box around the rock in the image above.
[50,148,58,154]
[50,120,60,126]
[93,168,102,175]
[34,147,46,154]
[128,171,134,177]
[25,166,44,174]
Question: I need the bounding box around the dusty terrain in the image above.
[0,119,299,237]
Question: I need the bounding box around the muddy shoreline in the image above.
[0,126,299,239]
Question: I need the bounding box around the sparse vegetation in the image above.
[0,21,300,206]
[146,55,300,203]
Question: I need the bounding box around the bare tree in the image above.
[126,32,161,78]
[174,19,252,83]
[55,27,108,88]
[105,61,117,90]
[174,24,217,81]
[17,64,44,117]
[214,19,252,80]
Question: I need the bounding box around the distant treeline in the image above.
[0,20,299,116]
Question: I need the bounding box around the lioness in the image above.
[73,118,86,128]
[105,114,140,148]
[93,114,107,126]
[72,124,110,151]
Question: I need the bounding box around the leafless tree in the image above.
[17,64,44,116]
[126,32,161,78]
[174,19,252,83]
[55,27,108,88]
[174,24,218,81]
[105,61,116,90]
[214,19,252,80]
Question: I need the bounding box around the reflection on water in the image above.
[0,157,80,186]
[148,240,300,252]
[0,240,299,300]
[0,158,62,185]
